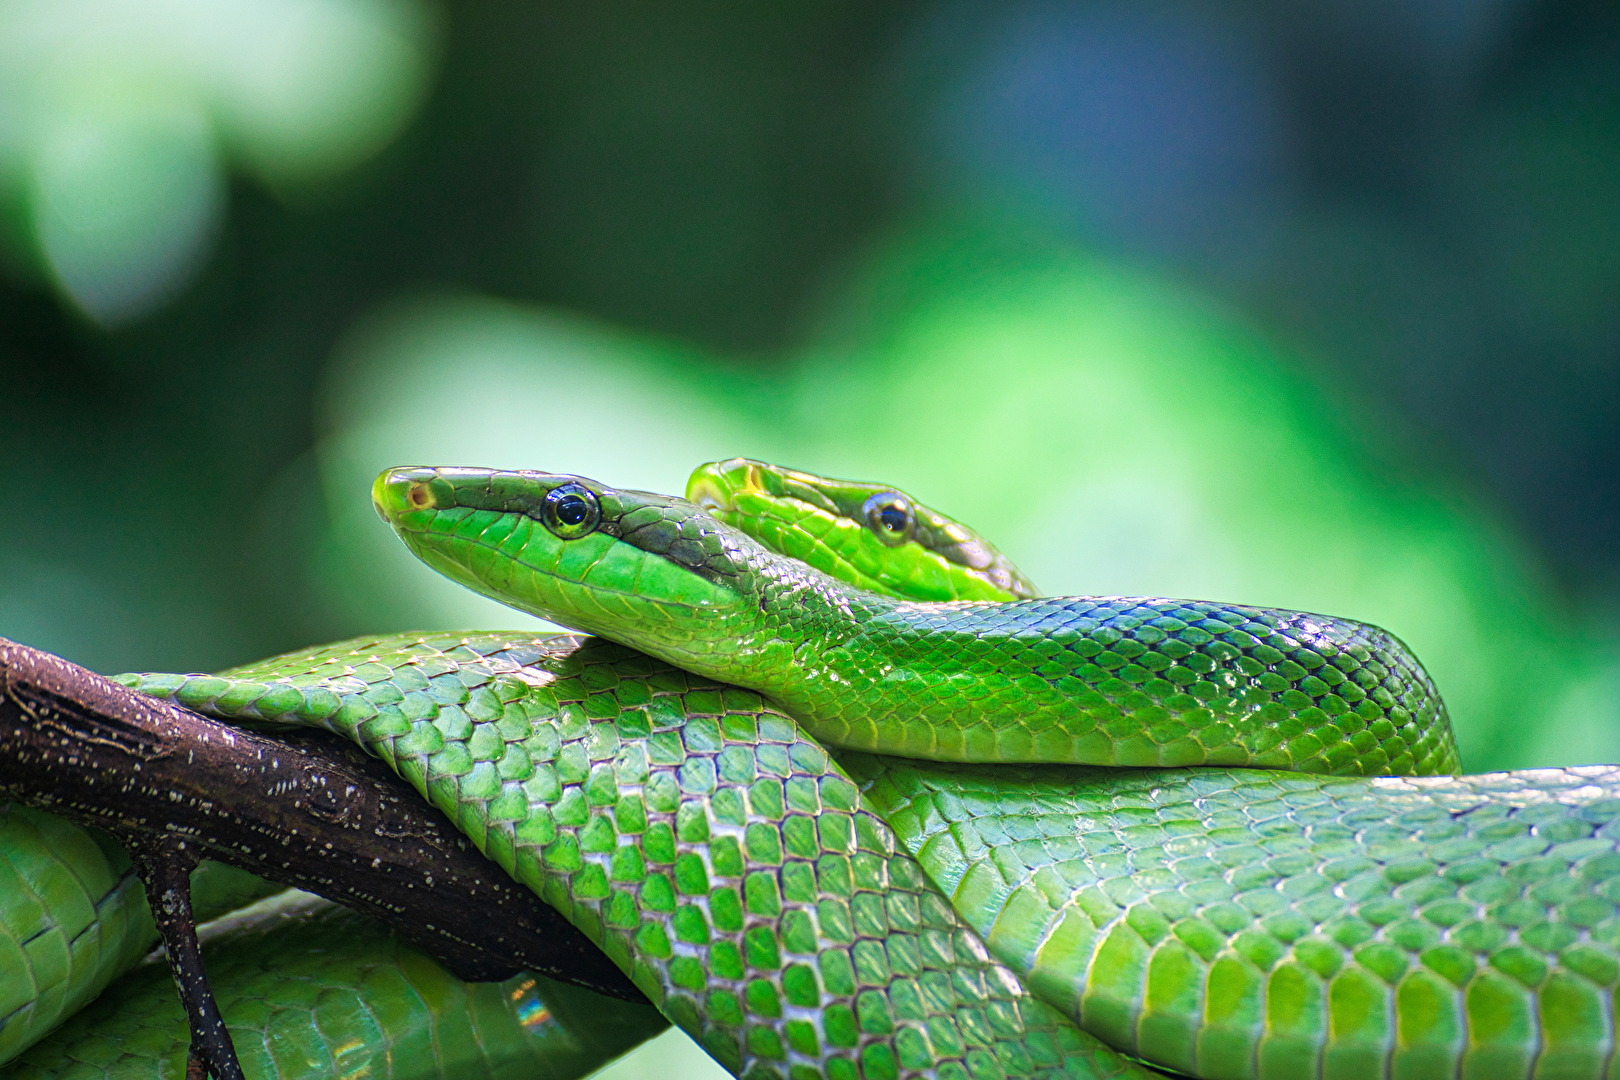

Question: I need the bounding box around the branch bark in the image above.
[0,637,639,1001]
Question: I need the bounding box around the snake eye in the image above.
[541,483,601,539]
[862,492,914,547]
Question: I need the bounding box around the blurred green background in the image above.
[0,1,1616,1074]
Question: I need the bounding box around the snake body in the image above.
[6,889,668,1079]
[0,806,279,1066]
[4,460,1620,1080]
[121,630,1147,1079]
[381,466,1456,777]
[859,758,1620,1080]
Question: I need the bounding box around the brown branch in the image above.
[0,637,639,1001]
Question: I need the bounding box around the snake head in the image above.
[373,466,759,652]
[687,458,1038,602]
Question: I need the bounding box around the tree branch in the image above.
[0,637,638,1001]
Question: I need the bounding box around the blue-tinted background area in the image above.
[0,3,1616,1073]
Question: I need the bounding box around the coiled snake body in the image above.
[6,459,1620,1080]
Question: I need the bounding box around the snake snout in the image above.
[685,458,763,514]
[372,467,442,522]
[686,475,730,514]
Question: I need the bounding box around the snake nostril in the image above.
[406,482,434,510]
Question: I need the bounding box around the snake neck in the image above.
[635,537,909,681]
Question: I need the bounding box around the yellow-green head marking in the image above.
[686,458,1037,603]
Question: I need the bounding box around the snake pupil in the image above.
[878,506,906,532]
[555,495,589,525]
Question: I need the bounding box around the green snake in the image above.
[5,459,1620,1079]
